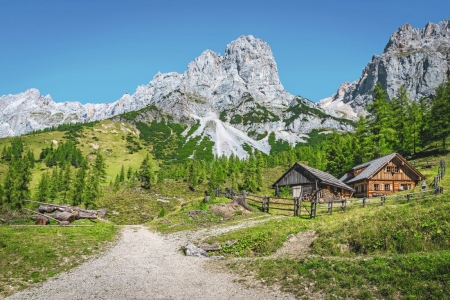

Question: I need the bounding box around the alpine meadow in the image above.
[1,20,450,300]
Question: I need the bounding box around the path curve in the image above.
[6,225,294,300]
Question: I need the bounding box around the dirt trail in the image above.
[6,225,295,300]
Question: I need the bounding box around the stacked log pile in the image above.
[25,201,107,226]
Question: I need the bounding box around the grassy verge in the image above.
[0,221,119,298]
[229,251,450,299]
[149,196,260,233]
[205,217,311,257]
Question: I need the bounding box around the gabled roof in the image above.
[340,152,425,184]
[273,162,355,192]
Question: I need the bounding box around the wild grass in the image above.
[149,196,252,233]
[213,152,450,299]
[0,221,118,298]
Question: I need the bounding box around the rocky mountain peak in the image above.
[0,35,351,158]
[384,20,450,53]
[320,20,450,117]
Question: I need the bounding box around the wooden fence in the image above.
[215,187,347,218]
[214,160,446,218]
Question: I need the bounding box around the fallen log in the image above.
[54,211,76,223]
[25,200,105,220]
[35,215,50,226]
[23,208,62,224]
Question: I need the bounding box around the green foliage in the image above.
[427,80,450,150]
[206,217,309,257]
[312,196,450,255]
[284,97,354,127]
[139,154,155,189]
[0,222,118,298]
[236,251,450,299]
[268,132,291,154]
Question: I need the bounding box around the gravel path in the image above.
[6,225,294,300]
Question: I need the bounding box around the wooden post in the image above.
[381,196,385,206]
[266,197,270,213]
[328,200,332,215]
[407,194,411,202]
[215,187,220,197]
[341,199,346,212]
[310,201,316,218]
[294,197,299,217]
[262,196,267,213]
[363,197,366,207]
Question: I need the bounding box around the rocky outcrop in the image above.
[1,35,351,158]
[319,20,450,116]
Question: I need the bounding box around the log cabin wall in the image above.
[276,165,315,186]
[354,157,420,197]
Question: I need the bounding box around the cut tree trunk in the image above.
[233,196,252,211]
[35,216,50,225]
[54,212,76,223]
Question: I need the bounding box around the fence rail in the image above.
[214,160,446,219]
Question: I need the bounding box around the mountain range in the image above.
[319,20,450,116]
[1,20,449,158]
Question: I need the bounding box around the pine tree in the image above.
[36,172,50,202]
[83,171,101,208]
[139,154,154,189]
[119,165,125,182]
[428,80,450,150]
[93,151,107,181]
[61,164,72,201]
[367,82,395,156]
[71,165,87,206]
[127,166,133,181]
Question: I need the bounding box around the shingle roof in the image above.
[297,163,355,192]
[340,152,417,184]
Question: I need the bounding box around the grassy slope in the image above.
[186,152,450,299]
[0,220,118,298]
[0,120,150,190]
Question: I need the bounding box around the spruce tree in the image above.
[139,154,154,189]
[428,80,450,150]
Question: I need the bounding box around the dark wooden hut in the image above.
[272,163,354,201]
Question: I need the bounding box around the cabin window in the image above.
[374,184,379,191]
[386,166,391,173]
[394,166,399,173]
[400,184,411,190]
[384,184,390,191]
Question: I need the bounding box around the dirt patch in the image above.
[209,202,252,219]
[270,230,317,258]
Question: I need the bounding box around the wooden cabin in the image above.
[272,163,354,201]
[340,152,425,198]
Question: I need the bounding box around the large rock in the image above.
[319,20,450,116]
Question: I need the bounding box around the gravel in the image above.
[5,225,295,300]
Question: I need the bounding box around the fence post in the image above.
[267,197,270,213]
[310,201,316,218]
[381,196,385,206]
[293,197,298,216]
[215,187,220,197]
[407,194,411,202]
[328,200,333,215]
[363,197,366,207]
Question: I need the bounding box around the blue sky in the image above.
[1,0,449,104]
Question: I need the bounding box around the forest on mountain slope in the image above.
[0,79,449,213]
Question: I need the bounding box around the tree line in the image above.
[0,79,449,209]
